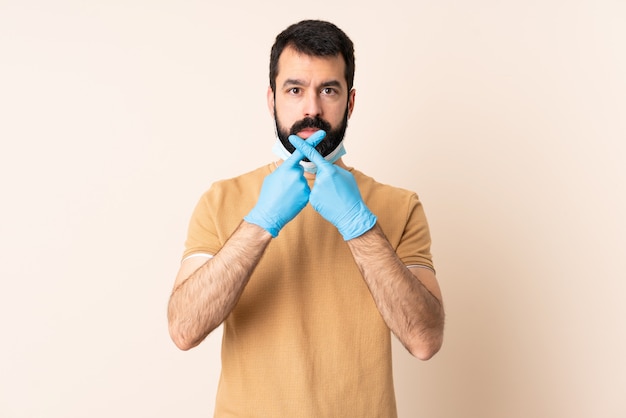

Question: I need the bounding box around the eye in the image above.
[288,87,301,95]
[321,87,337,95]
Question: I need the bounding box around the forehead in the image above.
[276,46,347,86]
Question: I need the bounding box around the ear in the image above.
[347,88,356,119]
[267,86,275,117]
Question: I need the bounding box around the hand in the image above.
[244,131,327,237]
[288,135,377,240]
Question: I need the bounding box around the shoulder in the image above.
[210,164,273,192]
[192,163,273,218]
[348,167,430,250]
[199,164,273,200]
[349,167,419,203]
[186,164,274,252]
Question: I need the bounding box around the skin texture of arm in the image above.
[167,221,272,351]
[167,132,326,351]
[286,136,444,359]
[346,223,445,360]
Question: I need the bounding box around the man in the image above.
[168,20,444,417]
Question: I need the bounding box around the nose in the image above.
[303,91,322,118]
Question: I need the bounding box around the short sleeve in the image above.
[182,187,223,260]
[395,193,434,272]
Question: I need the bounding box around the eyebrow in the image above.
[282,79,344,90]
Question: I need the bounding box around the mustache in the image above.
[289,117,332,136]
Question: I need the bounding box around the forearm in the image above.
[168,221,272,350]
[347,224,444,360]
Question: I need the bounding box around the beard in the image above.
[274,105,349,160]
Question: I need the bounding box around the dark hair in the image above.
[269,20,355,92]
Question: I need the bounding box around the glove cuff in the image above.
[244,210,280,238]
[337,202,377,241]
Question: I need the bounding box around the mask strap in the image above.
[272,138,346,174]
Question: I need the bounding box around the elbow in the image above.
[168,311,193,351]
[169,324,198,351]
[406,326,444,361]
[408,307,445,360]
[168,311,221,351]
[168,317,209,351]
[171,334,197,351]
[408,338,442,361]
[167,302,213,351]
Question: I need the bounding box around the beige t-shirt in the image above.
[184,163,434,417]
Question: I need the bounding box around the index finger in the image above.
[283,130,327,167]
[288,135,328,167]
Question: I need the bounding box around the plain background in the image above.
[1,0,625,417]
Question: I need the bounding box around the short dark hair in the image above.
[269,20,355,92]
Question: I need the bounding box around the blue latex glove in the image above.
[288,135,377,240]
[244,130,327,237]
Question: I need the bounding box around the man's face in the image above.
[268,46,355,158]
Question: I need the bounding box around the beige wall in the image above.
[1,1,625,417]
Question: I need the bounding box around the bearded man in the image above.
[168,19,444,417]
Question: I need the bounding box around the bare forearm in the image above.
[168,221,272,350]
[347,224,444,360]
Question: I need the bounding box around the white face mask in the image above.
[272,137,347,174]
